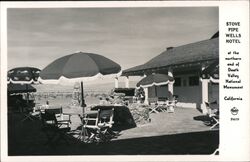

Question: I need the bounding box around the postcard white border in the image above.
[1,1,249,162]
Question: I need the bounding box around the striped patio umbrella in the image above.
[7,67,40,102]
[136,73,174,88]
[201,60,219,83]
[7,67,41,84]
[39,52,122,109]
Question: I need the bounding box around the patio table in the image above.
[91,105,136,130]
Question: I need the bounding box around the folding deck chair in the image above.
[21,103,40,122]
[97,108,115,141]
[148,97,169,114]
[46,107,72,125]
[205,102,219,129]
[21,108,37,122]
[148,98,159,114]
[78,110,100,143]
[40,108,72,145]
[79,108,115,143]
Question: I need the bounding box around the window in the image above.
[174,77,181,87]
[189,76,199,86]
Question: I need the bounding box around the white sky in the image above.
[7,7,218,72]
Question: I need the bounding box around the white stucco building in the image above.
[120,32,219,113]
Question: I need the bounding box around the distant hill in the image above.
[33,81,138,93]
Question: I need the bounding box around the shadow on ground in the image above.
[8,113,219,156]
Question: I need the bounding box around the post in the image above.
[168,67,174,99]
[168,83,174,98]
[200,64,209,114]
[201,79,209,114]
[125,76,129,88]
[144,87,149,105]
[25,84,29,104]
[114,77,119,88]
[81,81,86,113]
[168,68,174,112]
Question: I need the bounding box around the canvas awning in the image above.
[8,84,36,94]
[136,74,174,88]
[201,60,219,83]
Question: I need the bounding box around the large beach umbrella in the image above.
[7,67,41,101]
[201,60,219,83]
[136,73,174,88]
[38,52,122,109]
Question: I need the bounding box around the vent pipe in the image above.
[166,47,174,51]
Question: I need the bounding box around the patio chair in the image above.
[148,97,169,114]
[167,95,178,113]
[45,107,72,126]
[97,108,115,141]
[205,102,219,129]
[21,103,40,122]
[40,109,72,145]
[157,97,169,112]
[148,97,161,114]
[78,110,100,143]
[79,108,115,143]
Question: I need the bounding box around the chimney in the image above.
[166,47,174,51]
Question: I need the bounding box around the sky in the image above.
[7,7,218,84]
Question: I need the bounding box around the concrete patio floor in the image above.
[7,107,219,155]
[117,108,211,140]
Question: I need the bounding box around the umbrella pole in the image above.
[155,85,157,97]
[25,84,29,113]
[26,84,29,104]
[81,81,86,113]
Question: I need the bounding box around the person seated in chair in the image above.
[207,100,219,116]
[99,97,108,105]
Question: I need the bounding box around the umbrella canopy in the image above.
[39,52,121,84]
[136,73,174,88]
[201,60,219,83]
[8,83,36,94]
[39,52,122,108]
[7,67,41,84]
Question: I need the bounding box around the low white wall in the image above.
[176,102,198,108]
[147,85,202,108]
[146,79,219,109]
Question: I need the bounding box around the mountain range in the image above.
[33,81,138,93]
